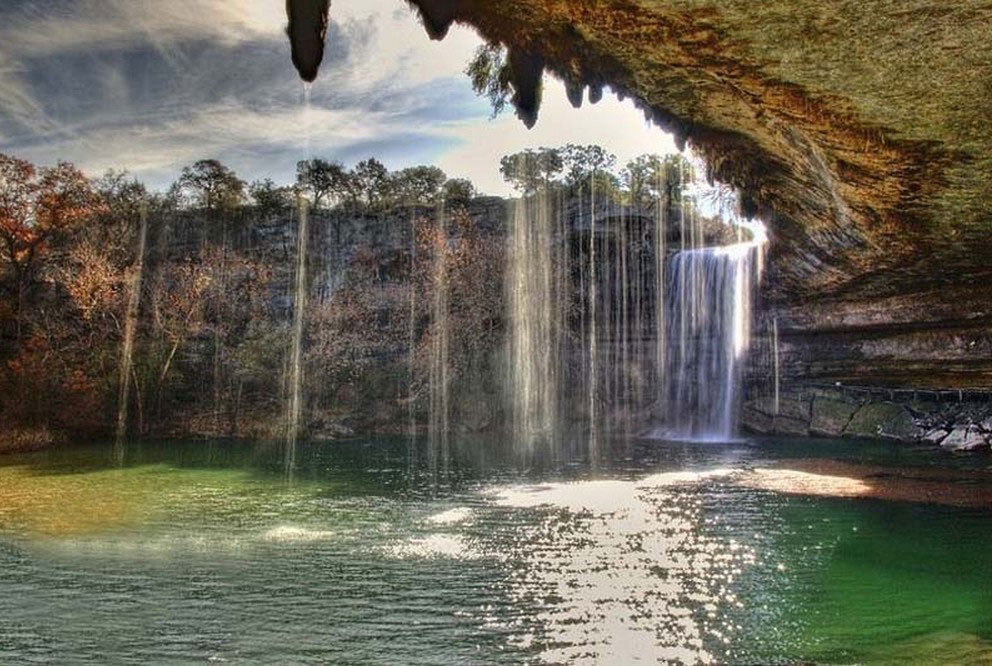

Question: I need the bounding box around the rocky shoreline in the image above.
[743,386,992,452]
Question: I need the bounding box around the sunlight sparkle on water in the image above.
[487,470,754,664]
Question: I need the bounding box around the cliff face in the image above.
[406,0,992,388]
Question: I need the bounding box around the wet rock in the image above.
[322,421,356,439]
[285,0,331,82]
[905,400,941,418]
[778,397,811,422]
[772,415,809,437]
[810,397,859,436]
[748,396,809,420]
[410,0,457,40]
[507,48,545,129]
[458,397,494,433]
[940,425,989,452]
[741,403,773,434]
[371,400,402,426]
[588,83,603,105]
[922,428,949,445]
[844,402,922,441]
[742,396,810,435]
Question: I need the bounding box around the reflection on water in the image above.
[390,534,477,560]
[0,436,989,664]
[488,471,752,664]
[262,526,335,542]
[741,468,870,498]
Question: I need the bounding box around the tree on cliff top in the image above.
[171,159,245,213]
[442,178,477,204]
[390,166,447,205]
[352,158,390,208]
[249,178,293,215]
[622,153,693,208]
[296,158,352,209]
[500,148,564,194]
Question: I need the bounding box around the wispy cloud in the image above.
[0,52,59,140]
[0,0,676,194]
[0,1,284,58]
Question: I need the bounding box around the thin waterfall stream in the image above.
[427,199,451,472]
[285,83,314,477]
[114,203,149,462]
[286,193,309,475]
[507,184,559,457]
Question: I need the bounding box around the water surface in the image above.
[1,436,989,664]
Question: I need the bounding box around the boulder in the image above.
[979,415,992,433]
[772,415,810,437]
[843,402,922,442]
[810,397,860,437]
[921,428,949,445]
[310,416,356,440]
[746,396,809,420]
[940,425,989,452]
[741,403,773,434]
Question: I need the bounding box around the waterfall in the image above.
[507,188,560,456]
[661,233,763,440]
[114,202,149,462]
[285,193,309,475]
[500,151,766,448]
[772,316,780,415]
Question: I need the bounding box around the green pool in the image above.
[1,436,989,664]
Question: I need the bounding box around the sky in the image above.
[0,0,678,196]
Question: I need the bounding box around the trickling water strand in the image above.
[618,203,629,435]
[554,185,568,463]
[507,174,560,458]
[601,197,611,436]
[772,316,781,415]
[114,203,149,463]
[587,172,599,463]
[654,170,668,414]
[303,83,313,161]
[286,193,309,476]
[427,200,450,472]
[408,211,418,452]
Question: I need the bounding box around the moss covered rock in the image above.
[810,397,860,437]
[843,402,921,441]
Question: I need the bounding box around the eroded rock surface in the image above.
[400,0,992,390]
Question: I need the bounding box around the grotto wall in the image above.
[403,0,992,392]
